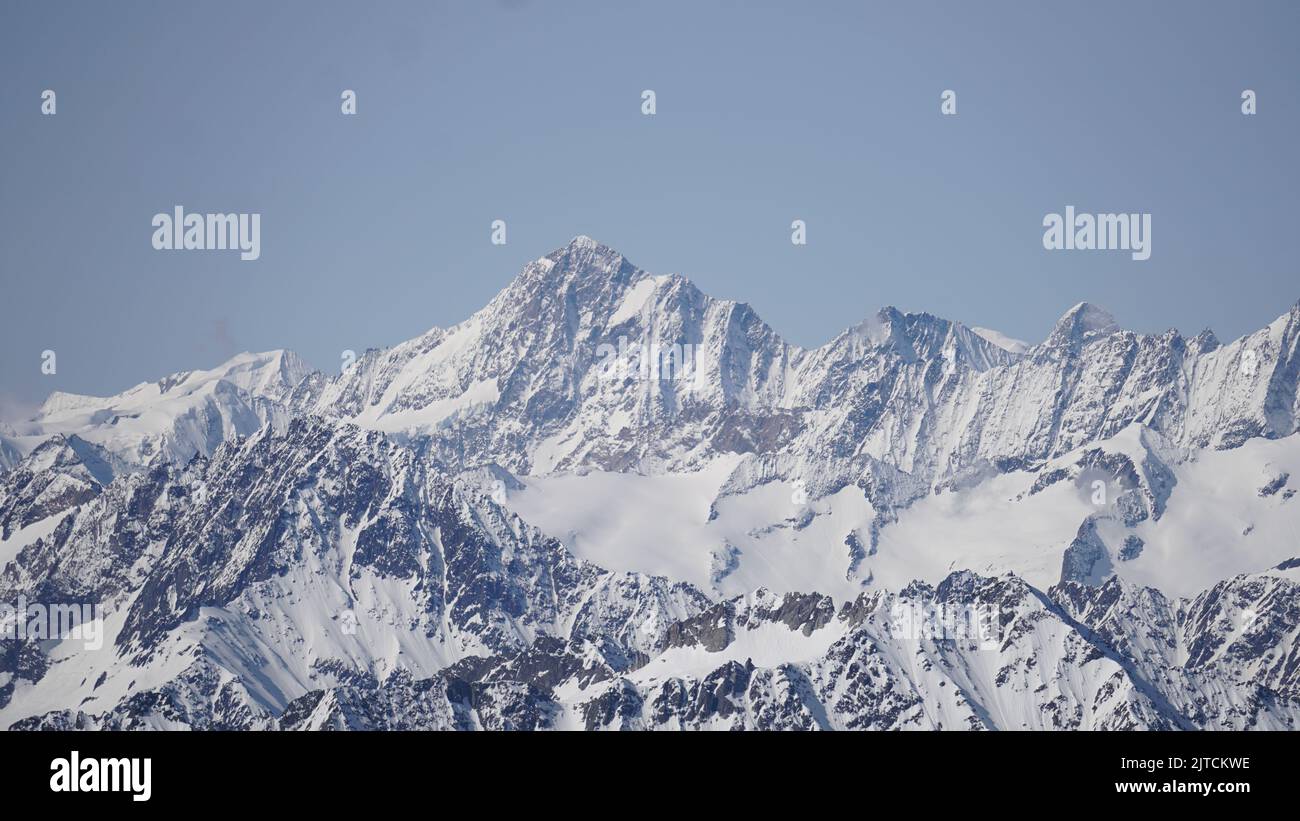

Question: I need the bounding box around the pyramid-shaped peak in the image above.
[534,236,645,288]
[1048,302,1119,345]
[1059,301,1117,329]
[1191,328,1221,354]
[550,235,623,259]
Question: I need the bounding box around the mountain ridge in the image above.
[1,237,1297,730]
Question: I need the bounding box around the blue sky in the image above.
[1,0,1297,412]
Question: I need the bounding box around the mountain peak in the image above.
[38,390,107,418]
[548,235,622,261]
[531,235,643,290]
[1190,328,1221,353]
[1048,302,1119,346]
[1059,301,1117,328]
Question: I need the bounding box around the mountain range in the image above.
[2,236,1297,730]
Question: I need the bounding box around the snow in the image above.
[870,469,1084,591]
[971,326,1030,355]
[358,378,500,433]
[515,424,1300,601]
[9,350,308,468]
[1120,433,1300,596]
[511,457,742,591]
[873,427,1300,598]
[0,511,70,569]
[607,276,665,327]
[511,456,875,601]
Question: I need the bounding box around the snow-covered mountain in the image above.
[2,236,1297,730]
[305,237,1299,479]
[297,236,1300,598]
[3,418,1297,730]
[3,350,310,473]
[1,418,708,727]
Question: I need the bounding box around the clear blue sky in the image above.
[2,0,1297,414]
